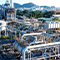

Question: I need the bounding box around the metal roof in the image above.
[38,18,52,21]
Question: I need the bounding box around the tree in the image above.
[16,10,23,16]
[56,12,60,14]
[19,11,23,16]
[23,10,29,14]
[43,11,55,18]
[52,17,60,21]
[29,13,32,18]
[16,10,55,18]
[16,9,20,15]
[32,11,38,18]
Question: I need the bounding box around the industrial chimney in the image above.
[10,0,14,8]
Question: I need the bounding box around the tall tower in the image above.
[10,0,14,8]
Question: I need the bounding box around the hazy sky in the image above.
[0,0,60,7]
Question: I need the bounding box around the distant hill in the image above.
[22,3,37,8]
[14,3,55,9]
[40,6,55,9]
[40,6,51,9]
[14,3,21,8]
[0,3,55,9]
[51,6,55,8]
[14,2,38,8]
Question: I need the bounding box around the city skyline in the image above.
[0,0,60,7]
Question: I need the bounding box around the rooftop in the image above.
[38,18,52,21]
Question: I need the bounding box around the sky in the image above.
[0,0,60,7]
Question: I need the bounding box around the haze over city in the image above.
[0,0,60,7]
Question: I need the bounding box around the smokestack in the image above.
[10,0,14,8]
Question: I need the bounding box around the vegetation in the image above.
[56,12,60,14]
[0,35,15,40]
[0,49,14,53]
[47,39,54,43]
[16,10,55,18]
[14,3,36,8]
[52,17,60,21]
[49,58,55,60]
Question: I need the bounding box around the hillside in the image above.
[14,2,38,8]
[14,3,21,8]
[14,3,55,9]
[22,3,37,8]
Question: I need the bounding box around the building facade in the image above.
[0,0,16,21]
[44,21,60,30]
[5,8,16,20]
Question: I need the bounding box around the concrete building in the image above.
[44,21,60,30]
[0,0,16,21]
[5,8,16,20]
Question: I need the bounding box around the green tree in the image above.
[16,10,23,16]
[19,11,23,16]
[56,12,60,14]
[16,9,20,15]
[16,10,55,18]
[52,17,60,21]
[32,11,38,18]
[43,11,55,18]
[29,13,32,18]
[23,10,29,14]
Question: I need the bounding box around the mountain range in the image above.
[14,3,37,8]
[0,2,55,9]
[14,3,55,9]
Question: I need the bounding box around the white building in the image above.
[44,21,60,30]
[0,21,6,31]
[51,15,60,19]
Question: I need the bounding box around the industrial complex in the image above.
[0,0,60,60]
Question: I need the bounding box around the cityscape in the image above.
[0,0,60,60]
